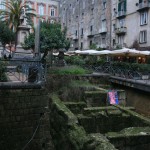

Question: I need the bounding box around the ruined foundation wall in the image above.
[0,89,54,150]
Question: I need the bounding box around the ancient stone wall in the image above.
[0,89,54,150]
[49,94,117,150]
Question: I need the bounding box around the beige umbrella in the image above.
[110,48,141,56]
[89,50,111,55]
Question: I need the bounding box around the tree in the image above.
[0,0,35,47]
[22,21,71,61]
[131,39,140,50]
[21,33,35,51]
[0,22,15,55]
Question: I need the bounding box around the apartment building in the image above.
[25,0,60,25]
[60,0,150,50]
[0,0,59,25]
[0,0,60,51]
[60,0,112,50]
[112,0,150,49]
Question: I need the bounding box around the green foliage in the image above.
[89,43,97,49]
[22,22,70,59]
[131,39,140,50]
[21,33,35,50]
[40,22,69,52]
[0,22,15,48]
[0,0,35,32]
[49,66,90,75]
[64,56,85,66]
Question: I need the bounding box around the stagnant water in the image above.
[112,83,150,117]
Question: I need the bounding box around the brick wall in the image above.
[0,89,54,150]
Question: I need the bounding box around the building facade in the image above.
[60,0,150,50]
[60,0,112,50]
[0,0,60,51]
[25,0,60,25]
[0,0,60,26]
[112,0,150,49]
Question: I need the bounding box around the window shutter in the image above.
[118,2,121,11]
[124,0,126,11]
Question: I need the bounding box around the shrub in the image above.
[64,56,85,66]
[48,66,90,75]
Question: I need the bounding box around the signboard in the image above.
[108,90,119,105]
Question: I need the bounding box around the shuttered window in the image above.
[140,30,147,43]
[118,0,126,11]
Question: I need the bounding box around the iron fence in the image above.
[0,58,46,83]
[82,63,149,81]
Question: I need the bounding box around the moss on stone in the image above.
[83,106,117,115]
[83,133,117,150]
[64,101,87,114]
[50,94,78,125]
[68,125,87,150]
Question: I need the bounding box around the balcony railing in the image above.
[73,35,78,40]
[115,27,127,35]
[117,11,126,18]
[99,28,107,34]
[138,1,150,11]
[87,31,94,37]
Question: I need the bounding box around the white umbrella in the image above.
[75,49,98,55]
[89,50,111,55]
[110,48,141,56]
[139,51,150,56]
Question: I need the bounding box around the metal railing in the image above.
[82,63,149,81]
[0,58,46,83]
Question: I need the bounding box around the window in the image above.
[102,20,106,30]
[51,8,55,16]
[140,11,148,25]
[73,8,75,14]
[90,40,92,46]
[103,1,106,9]
[90,25,93,32]
[140,30,147,43]
[38,4,44,15]
[75,30,78,36]
[118,0,126,12]
[83,1,85,9]
[81,42,83,49]
[28,2,32,9]
[92,0,95,4]
[118,35,124,46]
[81,28,83,35]
[91,8,94,15]
[0,0,5,10]
[119,18,125,27]
[101,38,106,47]
[113,24,116,32]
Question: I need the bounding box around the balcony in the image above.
[117,11,126,18]
[137,1,150,11]
[115,27,127,35]
[73,35,78,41]
[99,28,107,34]
[87,31,94,38]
